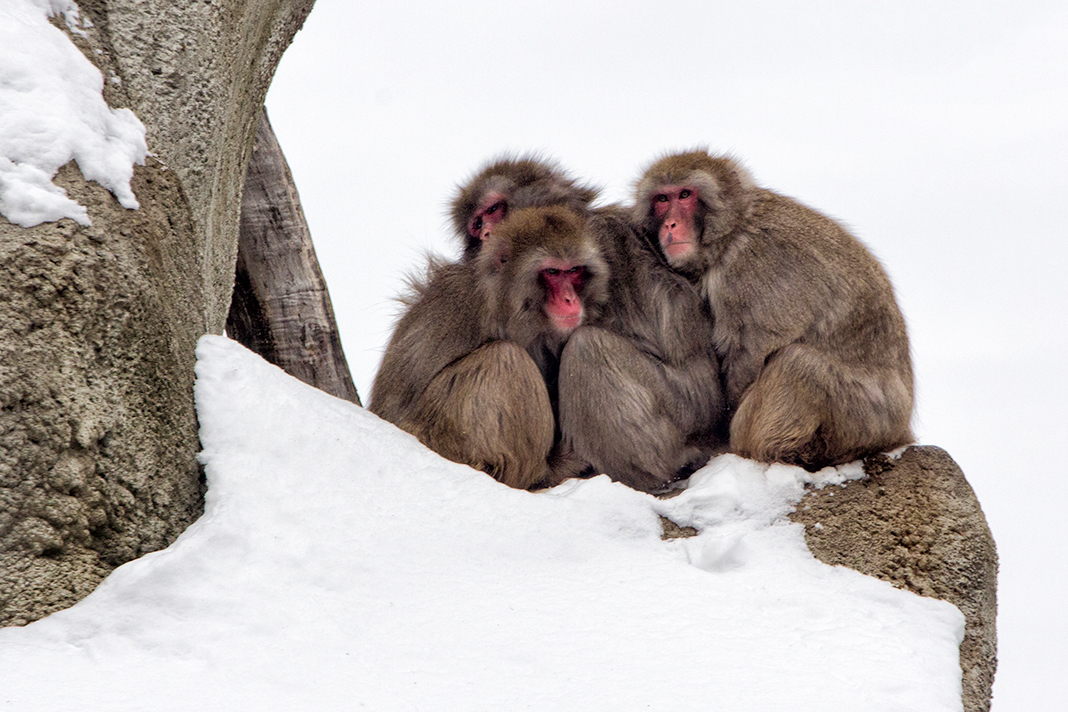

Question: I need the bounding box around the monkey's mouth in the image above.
[551,313,583,334]
[663,239,694,259]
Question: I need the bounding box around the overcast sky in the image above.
[264,2,1068,708]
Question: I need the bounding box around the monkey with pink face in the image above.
[370,158,602,490]
[633,149,914,470]
[372,154,727,492]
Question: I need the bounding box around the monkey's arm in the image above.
[713,223,836,407]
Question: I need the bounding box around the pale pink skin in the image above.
[466,192,509,243]
[539,258,587,335]
[652,185,700,261]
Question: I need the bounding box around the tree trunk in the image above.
[227,109,360,405]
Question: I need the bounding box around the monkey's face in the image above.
[466,191,509,244]
[538,259,590,337]
[651,184,702,266]
[486,206,607,349]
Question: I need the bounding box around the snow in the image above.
[0,337,965,711]
[0,0,145,228]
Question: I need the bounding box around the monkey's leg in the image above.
[401,341,555,489]
[730,344,914,469]
[558,327,717,492]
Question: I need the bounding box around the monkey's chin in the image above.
[550,314,582,336]
[663,240,695,260]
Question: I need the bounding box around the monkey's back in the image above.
[719,189,910,372]
[369,260,487,425]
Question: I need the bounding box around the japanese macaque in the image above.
[634,149,914,470]
[369,205,607,489]
[450,156,598,260]
[557,207,726,492]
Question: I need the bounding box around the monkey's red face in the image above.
[652,185,700,262]
[539,259,588,336]
[467,192,509,243]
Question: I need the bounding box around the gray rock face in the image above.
[790,446,998,712]
[1,0,315,626]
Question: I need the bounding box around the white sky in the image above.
[0,337,967,710]
[262,2,1068,709]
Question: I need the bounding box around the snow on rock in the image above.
[0,336,966,711]
[0,0,146,228]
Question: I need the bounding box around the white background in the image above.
[263,2,1066,709]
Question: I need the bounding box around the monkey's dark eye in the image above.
[566,266,584,275]
[679,189,692,199]
[473,217,483,231]
[544,268,561,276]
[487,201,505,215]
[655,194,669,202]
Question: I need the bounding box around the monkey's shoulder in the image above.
[397,258,471,304]
[749,190,873,255]
[387,262,483,349]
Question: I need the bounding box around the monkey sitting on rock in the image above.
[633,149,914,471]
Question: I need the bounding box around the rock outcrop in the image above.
[1,0,315,626]
[790,446,998,712]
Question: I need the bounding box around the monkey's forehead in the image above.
[496,206,586,240]
[637,151,747,191]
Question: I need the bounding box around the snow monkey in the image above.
[633,149,914,470]
[557,206,726,492]
[370,206,608,489]
[450,155,598,261]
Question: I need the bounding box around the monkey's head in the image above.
[633,150,755,276]
[452,156,599,260]
[479,206,609,350]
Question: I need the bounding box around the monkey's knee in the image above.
[408,341,555,489]
[729,374,824,467]
[559,327,710,491]
[730,350,914,469]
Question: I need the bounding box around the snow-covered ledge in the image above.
[0,337,989,711]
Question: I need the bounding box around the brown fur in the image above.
[450,155,598,261]
[557,207,726,492]
[370,205,607,489]
[399,342,555,488]
[634,150,913,470]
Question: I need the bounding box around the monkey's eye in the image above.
[565,266,585,276]
[679,189,692,199]
[472,217,483,232]
[486,201,505,215]
[655,194,669,202]
[544,268,561,276]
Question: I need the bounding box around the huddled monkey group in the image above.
[370,151,914,493]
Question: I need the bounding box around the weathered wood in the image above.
[227,109,360,405]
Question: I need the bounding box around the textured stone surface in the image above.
[1,0,315,626]
[790,446,998,712]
